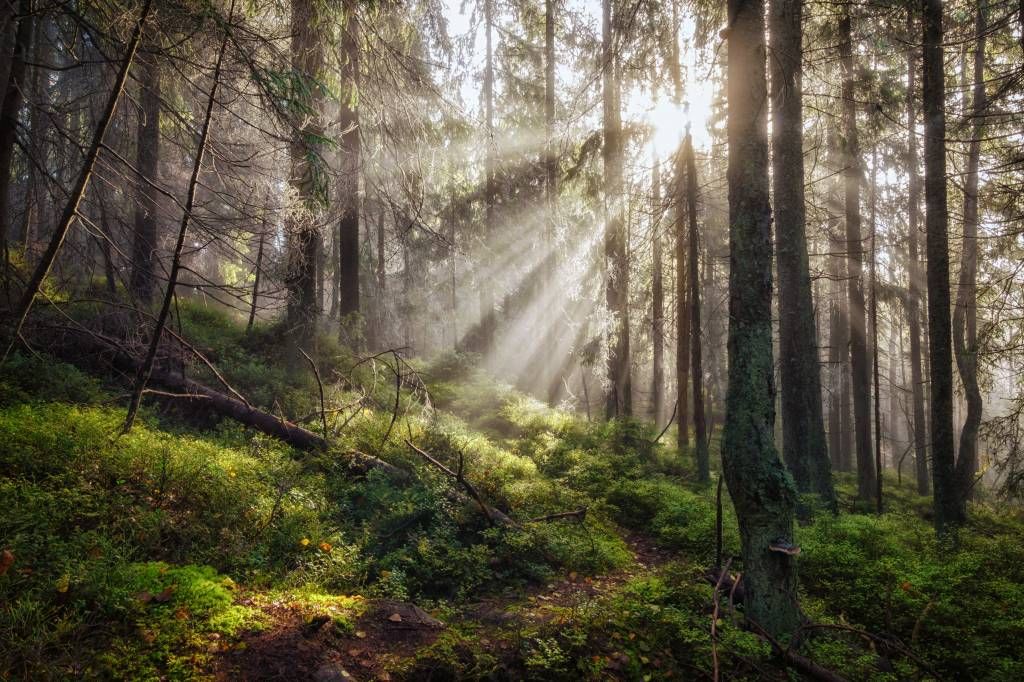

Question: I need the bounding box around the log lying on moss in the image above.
[47,328,539,529]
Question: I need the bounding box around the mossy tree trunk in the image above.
[922,0,962,534]
[723,0,801,641]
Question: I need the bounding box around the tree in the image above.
[683,132,708,482]
[0,0,32,281]
[286,0,328,341]
[769,0,835,508]
[4,0,153,359]
[722,0,801,641]
[603,0,631,418]
[480,0,497,350]
[905,7,930,496]
[952,0,986,509]
[838,4,877,502]
[922,0,961,534]
[337,0,361,342]
[650,151,665,421]
[130,42,162,304]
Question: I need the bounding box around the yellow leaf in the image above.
[300,538,311,547]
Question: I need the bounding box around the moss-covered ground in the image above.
[2,303,1022,680]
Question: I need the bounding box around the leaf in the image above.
[0,549,14,576]
[388,613,403,623]
[355,630,367,639]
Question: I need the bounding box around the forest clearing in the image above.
[2,0,1023,679]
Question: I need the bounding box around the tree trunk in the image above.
[0,0,32,281]
[603,0,631,418]
[722,0,801,642]
[905,8,930,496]
[952,0,986,508]
[286,0,326,342]
[248,232,264,332]
[651,152,664,422]
[130,49,161,304]
[675,145,690,448]
[838,7,877,502]
[769,0,834,508]
[543,0,559,403]
[684,133,708,482]
[869,145,883,513]
[337,0,361,343]
[479,0,496,351]
[4,0,153,359]
[922,0,961,533]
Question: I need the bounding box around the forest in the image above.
[1,0,1023,679]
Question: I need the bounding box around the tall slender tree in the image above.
[0,0,32,280]
[905,8,929,495]
[603,0,631,418]
[130,45,161,304]
[722,0,801,640]
[922,0,961,534]
[769,0,835,508]
[683,132,708,482]
[838,5,877,502]
[337,0,361,342]
[480,0,497,350]
[952,0,986,509]
[651,151,665,421]
[286,0,328,341]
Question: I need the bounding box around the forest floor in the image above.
[219,534,671,681]
[3,300,1024,680]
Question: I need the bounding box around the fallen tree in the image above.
[41,326,521,525]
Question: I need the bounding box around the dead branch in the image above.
[300,348,329,441]
[526,508,588,523]
[404,439,509,526]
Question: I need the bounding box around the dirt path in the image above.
[217,534,672,681]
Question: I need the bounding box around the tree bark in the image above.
[603,0,631,418]
[675,145,689,447]
[922,0,961,534]
[0,0,32,281]
[337,0,361,343]
[869,144,883,513]
[769,0,835,507]
[952,0,986,509]
[838,7,877,502]
[684,133,708,482]
[905,8,930,496]
[722,0,801,641]
[651,152,664,422]
[286,0,327,342]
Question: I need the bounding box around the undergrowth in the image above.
[2,304,1022,680]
